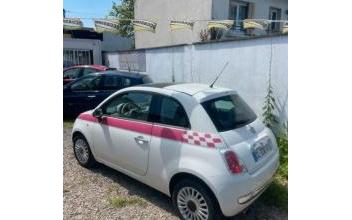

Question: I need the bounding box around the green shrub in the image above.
[258,127,288,210]
[276,132,288,180]
[259,179,288,210]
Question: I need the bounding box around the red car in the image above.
[63,65,114,85]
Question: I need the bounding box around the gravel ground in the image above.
[64,127,287,220]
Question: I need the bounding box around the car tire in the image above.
[172,178,222,220]
[73,134,97,168]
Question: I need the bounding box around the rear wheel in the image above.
[73,134,96,168]
[172,179,222,220]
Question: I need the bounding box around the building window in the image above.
[229,0,249,30]
[63,49,93,66]
[269,7,282,32]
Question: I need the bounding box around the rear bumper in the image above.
[210,150,279,217]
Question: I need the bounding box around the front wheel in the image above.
[172,179,222,220]
[73,134,96,168]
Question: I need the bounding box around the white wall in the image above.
[63,38,102,64]
[145,35,288,124]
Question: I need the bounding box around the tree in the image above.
[109,0,135,39]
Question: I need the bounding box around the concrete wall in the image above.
[106,35,288,124]
[63,38,102,64]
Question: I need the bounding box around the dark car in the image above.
[63,65,115,85]
[63,70,152,116]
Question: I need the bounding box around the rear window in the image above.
[201,94,257,132]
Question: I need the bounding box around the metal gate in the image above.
[63,49,93,67]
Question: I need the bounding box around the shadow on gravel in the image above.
[90,163,177,215]
[88,163,265,220]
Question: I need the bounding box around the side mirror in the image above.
[93,108,103,118]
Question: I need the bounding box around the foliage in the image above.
[262,77,277,128]
[259,178,288,210]
[200,28,224,41]
[276,126,288,180]
[199,29,209,41]
[109,196,147,208]
[262,36,277,128]
[109,0,135,39]
[209,28,223,40]
[259,126,288,210]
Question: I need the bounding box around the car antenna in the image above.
[209,62,229,88]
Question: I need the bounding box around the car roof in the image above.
[90,70,147,79]
[64,64,109,71]
[135,82,234,97]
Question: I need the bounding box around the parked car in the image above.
[63,65,115,85]
[71,83,279,220]
[63,71,152,116]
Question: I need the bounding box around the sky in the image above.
[63,0,121,27]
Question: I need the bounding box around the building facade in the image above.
[63,28,133,67]
[134,0,288,49]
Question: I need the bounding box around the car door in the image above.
[63,75,102,115]
[91,91,154,176]
[96,75,124,104]
[146,95,191,183]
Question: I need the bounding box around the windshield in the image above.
[201,94,257,132]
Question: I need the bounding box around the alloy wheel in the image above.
[177,187,209,220]
[74,138,89,164]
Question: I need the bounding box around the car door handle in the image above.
[87,95,96,98]
[134,136,149,144]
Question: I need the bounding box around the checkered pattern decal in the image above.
[182,130,222,148]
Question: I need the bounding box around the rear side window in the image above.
[154,96,190,128]
[201,94,257,132]
[101,76,122,90]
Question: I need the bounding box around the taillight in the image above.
[224,151,243,174]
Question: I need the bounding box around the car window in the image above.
[101,76,122,90]
[101,76,134,90]
[155,96,190,128]
[70,75,101,91]
[201,94,257,132]
[124,78,132,87]
[63,68,81,79]
[102,92,152,122]
[82,68,99,76]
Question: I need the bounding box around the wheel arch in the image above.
[169,172,220,204]
[71,128,97,158]
[72,130,85,142]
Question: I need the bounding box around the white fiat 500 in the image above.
[72,83,279,220]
